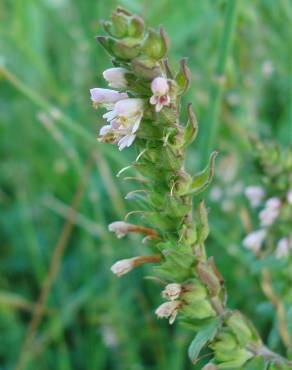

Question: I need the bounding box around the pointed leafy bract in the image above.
[178,152,218,196]
[188,318,221,364]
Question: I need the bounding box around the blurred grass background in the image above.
[0,0,291,369]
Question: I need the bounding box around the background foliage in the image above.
[0,0,291,369]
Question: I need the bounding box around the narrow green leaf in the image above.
[188,318,221,363]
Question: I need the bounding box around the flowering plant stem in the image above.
[91,7,291,369]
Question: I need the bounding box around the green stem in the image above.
[202,0,239,163]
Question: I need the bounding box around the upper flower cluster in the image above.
[90,70,172,150]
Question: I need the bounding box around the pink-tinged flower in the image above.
[243,229,266,253]
[287,189,292,205]
[150,76,170,112]
[90,88,128,108]
[259,197,281,227]
[275,237,290,259]
[155,301,181,324]
[162,283,182,301]
[103,67,128,89]
[244,186,265,208]
[99,98,144,150]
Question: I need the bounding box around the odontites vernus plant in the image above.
[90,7,292,369]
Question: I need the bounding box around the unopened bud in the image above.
[143,27,169,60]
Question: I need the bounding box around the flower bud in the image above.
[243,229,266,253]
[103,67,128,89]
[131,57,161,80]
[244,186,265,208]
[155,301,181,324]
[142,27,169,60]
[162,283,182,301]
[226,312,253,345]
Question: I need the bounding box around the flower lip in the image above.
[90,88,128,105]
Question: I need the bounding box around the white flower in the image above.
[244,186,265,208]
[259,197,281,227]
[108,221,133,238]
[103,67,128,89]
[287,189,292,205]
[110,257,139,277]
[90,88,128,108]
[99,98,144,150]
[155,301,181,324]
[150,77,170,112]
[275,237,290,259]
[162,283,182,301]
[243,229,266,253]
[111,255,160,277]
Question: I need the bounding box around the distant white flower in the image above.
[244,186,265,208]
[287,189,292,205]
[103,67,128,89]
[155,301,181,324]
[243,229,266,253]
[262,60,274,77]
[150,77,170,112]
[162,283,182,301]
[209,186,223,202]
[99,98,144,150]
[275,237,290,259]
[259,197,281,227]
[108,221,133,238]
[266,197,281,210]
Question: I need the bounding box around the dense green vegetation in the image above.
[0,1,291,369]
